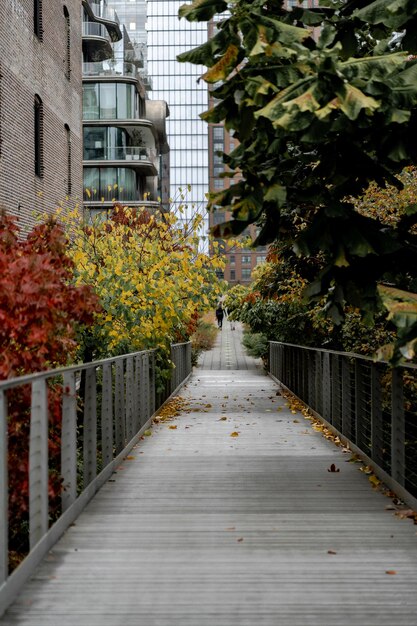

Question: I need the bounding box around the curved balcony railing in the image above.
[82,21,112,40]
[82,61,137,78]
[84,146,157,162]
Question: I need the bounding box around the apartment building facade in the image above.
[0,0,83,232]
[82,1,170,216]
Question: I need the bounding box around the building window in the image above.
[83,83,138,121]
[256,255,266,265]
[230,269,236,280]
[214,178,224,189]
[34,0,43,39]
[241,268,251,280]
[229,255,235,265]
[83,167,139,202]
[34,95,44,178]
[242,255,251,264]
[63,7,71,79]
[65,124,72,195]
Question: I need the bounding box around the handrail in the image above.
[269,342,417,509]
[0,343,192,616]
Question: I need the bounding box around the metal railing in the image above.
[82,21,111,40]
[0,343,191,615]
[269,342,417,507]
[84,146,156,162]
[82,61,137,78]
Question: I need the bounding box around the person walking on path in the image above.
[215,303,224,329]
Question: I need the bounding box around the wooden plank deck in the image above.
[2,324,417,625]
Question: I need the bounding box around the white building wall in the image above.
[147,0,209,241]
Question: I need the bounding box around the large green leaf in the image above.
[201,44,240,83]
[178,0,227,22]
[354,0,415,30]
[378,284,417,328]
[336,84,380,120]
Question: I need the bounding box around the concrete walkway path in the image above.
[2,324,417,625]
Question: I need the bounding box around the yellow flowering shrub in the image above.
[64,205,224,361]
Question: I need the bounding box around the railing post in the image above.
[115,360,125,454]
[391,368,405,486]
[341,356,352,441]
[322,352,331,423]
[133,356,140,432]
[101,363,113,467]
[149,352,156,416]
[125,357,134,441]
[29,380,49,549]
[331,355,341,432]
[139,354,147,427]
[314,352,321,413]
[371,363,384,468]
[354,360,364,448]
[61,372,77,512]
[83,368,97,488]
[0,390,8,584]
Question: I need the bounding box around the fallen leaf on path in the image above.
[385,570,397,575]
[144,430,152,437]
[169,425,177,430]
[126,456,135,460]
[218,417,228,421]
[328,464,340,473]
[230,431,239,437]
[293,419,300,423]
[369,475,380,487]
[327,550,337,555]
[395,509,417,523]
[237,537,244,543]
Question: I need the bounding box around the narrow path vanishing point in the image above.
[2,322,417,625]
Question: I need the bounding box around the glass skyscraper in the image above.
[147,1,209,236]
[110,0,147,64]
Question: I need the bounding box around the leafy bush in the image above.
[242,331,269,362]
[0,210,99,568]
[191,319,218,365]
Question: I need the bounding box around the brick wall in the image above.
[0,0,83,234]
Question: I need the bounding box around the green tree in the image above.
[178,0,417,361]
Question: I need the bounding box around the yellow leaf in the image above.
[169,425,177,430]
[230,431,239,437]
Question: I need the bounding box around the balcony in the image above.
[82,0,122,42]
[138,70,153,91]
[83,61,137,78]
[82,21,112,60]
[83,146,158,175]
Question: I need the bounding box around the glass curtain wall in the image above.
[110,0,147,65]
[147,0,209,240]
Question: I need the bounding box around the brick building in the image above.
[0,0,84,232]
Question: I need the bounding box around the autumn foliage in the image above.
[0,210,99,563]
[65,205,224,372]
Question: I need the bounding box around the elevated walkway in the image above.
[2,324,417,625]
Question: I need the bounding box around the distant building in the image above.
[82,0,170,217]
[147,0,209,238]
[0,0,83,231]
[206,18,267,285]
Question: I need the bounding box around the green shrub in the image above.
[191,319,218,365]
[242,331,269,362]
